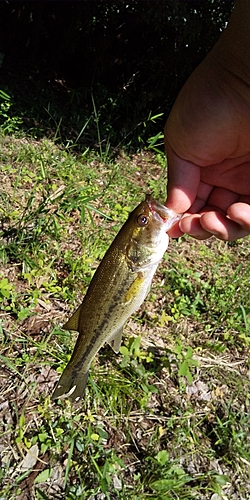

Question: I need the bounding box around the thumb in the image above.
[165,143,201,213]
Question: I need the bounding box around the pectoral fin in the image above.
[107,326,124,353]
[63,304,82,331]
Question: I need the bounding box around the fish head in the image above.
[128,194,182,241]
[146,194,182,231]
[124,195,182,268]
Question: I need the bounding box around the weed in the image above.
[0,130,250,499]
[0,89,23,134]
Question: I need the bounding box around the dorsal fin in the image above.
[62,304,82,332]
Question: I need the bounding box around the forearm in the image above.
[209,0,250,79]
[226,0,250,48]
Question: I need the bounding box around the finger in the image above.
[206,187,240,212]
[240,195,250,204]
[200,159,250,195]
[200,210,249,240]
[167,223,184,239]
[227,202,250,232]
[179,214,212,239]
[165,143,200,213]
[187,181,213,213]
[182,186,241,217]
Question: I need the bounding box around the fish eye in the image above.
[137,214,148,226]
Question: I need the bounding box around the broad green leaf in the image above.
[34,468,52,484]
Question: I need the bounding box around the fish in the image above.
[52,195,182,402]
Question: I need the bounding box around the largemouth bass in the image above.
[52,195,181,402]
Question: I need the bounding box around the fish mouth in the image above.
[146,195,182,231]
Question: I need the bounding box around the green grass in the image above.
[0,130,250,499]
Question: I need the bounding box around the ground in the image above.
[0,134,250,499]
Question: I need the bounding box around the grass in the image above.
[0,128,250,499]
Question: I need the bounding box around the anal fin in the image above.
[107,326,124,353]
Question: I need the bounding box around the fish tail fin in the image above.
[52,365,89,403]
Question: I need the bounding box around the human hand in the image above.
[164,5,250,241]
